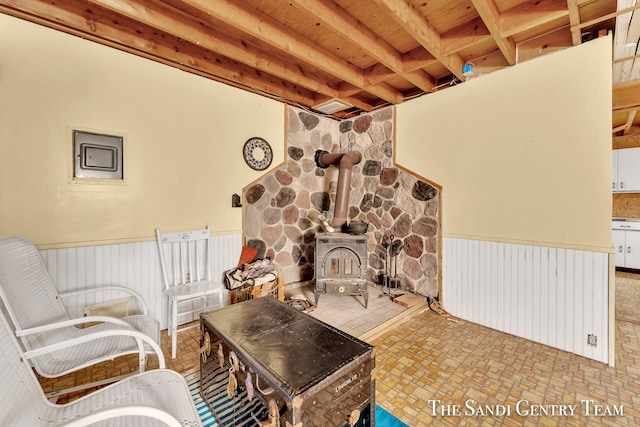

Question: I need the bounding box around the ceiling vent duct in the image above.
[313,99,352,114]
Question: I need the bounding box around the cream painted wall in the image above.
[397,37,612,252]
[0,14,284,248]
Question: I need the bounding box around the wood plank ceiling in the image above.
[1,0,633,134]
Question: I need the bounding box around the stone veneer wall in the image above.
[242,106,441,297]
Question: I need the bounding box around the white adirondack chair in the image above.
[0,236,163,397]
[156,226,224,359]
[0,308,202,427]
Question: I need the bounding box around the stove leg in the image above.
[363,292,368,309]
[314,292,321,307]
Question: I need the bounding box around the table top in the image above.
[201,297,374,397]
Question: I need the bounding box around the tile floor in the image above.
[370,271,640,426]
[37,272,640,426]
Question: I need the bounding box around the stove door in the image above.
[322,247,362,280]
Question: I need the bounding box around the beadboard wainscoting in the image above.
[443,237,610,364]
[39,234,242,330]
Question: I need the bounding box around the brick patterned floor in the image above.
[36,325,203,402]
[372,272,640,426]
[38,273,640,426]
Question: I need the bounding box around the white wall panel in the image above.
[40,234,242,330]
[443,237,610,363]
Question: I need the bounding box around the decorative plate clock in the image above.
[242,137,273,171]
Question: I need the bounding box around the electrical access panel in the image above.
[73,130,123,180]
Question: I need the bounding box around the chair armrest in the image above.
[61,406,182,427]
[16,315,133,333]
[17,322,166,369]
[59,285,150,314]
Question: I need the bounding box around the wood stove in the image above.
[314,232,368,308]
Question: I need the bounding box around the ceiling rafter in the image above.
[365,63,396,86]
[614,80,640,112]
[88,0,341,97]
[567,0,583,45]
[373,0,466,81]
[613,124,628,133]
[440,16,493,56]
[574,3,640,32]
[289,0,435,94]
[500,0,570,38]
[402,70,436,94]
[175,0,403,105]
[623,110,638,135]
[289,0,402,73]
[470,0,517,65]
[401,47,438,72]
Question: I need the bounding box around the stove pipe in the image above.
[315,150,362,229]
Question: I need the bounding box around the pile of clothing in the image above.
[224,258,278,303]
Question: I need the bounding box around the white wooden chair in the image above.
[155,226,224,359]
[0,236,163,398]
[0,308,202,427]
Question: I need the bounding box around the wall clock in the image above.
[243,137,273,171]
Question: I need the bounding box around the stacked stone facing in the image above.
[242,106,440,297]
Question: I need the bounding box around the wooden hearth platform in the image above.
[393,292,424,308]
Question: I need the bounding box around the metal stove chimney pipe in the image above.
[315,150,362,229]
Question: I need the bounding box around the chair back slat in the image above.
[176,241,183,285]
[194,241,200,282]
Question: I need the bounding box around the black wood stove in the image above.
[314,232,368,308]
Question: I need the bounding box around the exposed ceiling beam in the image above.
[573,3,640,32]
[623,110,638,135]
[441,16,493,56]
[365,63,396,85]
[363,81,405,104]
[373,0,466,80]
[613,80,640,112]
[289,0,434,94]
[402,70,436,94]
[613,124,627,133]
[175,0,403,105]
[289,0,401,72]
[566,0,582,45]
[88,0,342,97]
[501,0,569,38]
[402,47,438,72]
[470,0,517,65]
